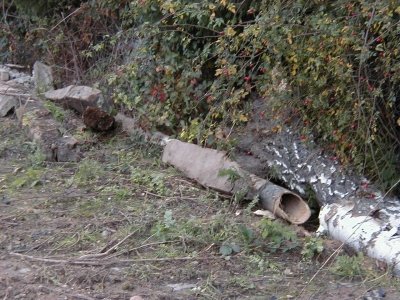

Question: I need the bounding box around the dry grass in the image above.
[0,116,399,299]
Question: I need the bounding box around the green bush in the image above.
[4,0,400,191]
[106,0,400,191]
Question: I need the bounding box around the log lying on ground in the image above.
[162,139,311,224]
[232,97,400,273]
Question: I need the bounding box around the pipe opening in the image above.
[280,193,311,224]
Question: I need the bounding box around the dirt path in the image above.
[0,115,399,300]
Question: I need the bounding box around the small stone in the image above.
[363,287,386,300]
[18,267,31,274]
[129,296,144,300]
[33,61,54,94]
[0,70,10,81]
[167,283,197,292]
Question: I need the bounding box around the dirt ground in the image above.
[1,115,399,300]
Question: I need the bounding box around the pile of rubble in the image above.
[0,62,115,162]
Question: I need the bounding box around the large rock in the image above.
[33,61,54,94]
[0,82,20,117]
[44,85,112,114]
[0,95,17,117]
[16,99,82,162]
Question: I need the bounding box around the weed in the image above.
[55,230,102,251]
[43,101,65,123]
[56,234,79,250]
[229,276,255,291]
[102,186,131,202]
[244,195,260,215]
[10,168,43,189]
[75,197,104,217]
[248,254,281,275]
[152,210,176,241]
[301,236,324,260]
[237,224,255,246]
[259,219,299,253]
[131,167,169,195]
[219,242,241,256]
[114,187,131,201]
[330,253,367,280]
[218,167,241,184]
[28,147,46,168]
[73,159,104,186]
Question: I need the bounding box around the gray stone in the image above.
[56,136,82,162]
[45,85,112,113]
[0,70,10,81]
[16,99,82,162]
[167,283,197,292]
[33,61,54,94]
[0,95,17,117]
[7,76,33,87]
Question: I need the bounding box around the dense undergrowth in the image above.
[1,0,400,191]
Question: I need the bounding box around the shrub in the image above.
[107,0,400,191]
[4,0,400,191]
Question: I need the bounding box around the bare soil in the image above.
[0,115,399,300]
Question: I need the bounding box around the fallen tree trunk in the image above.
[233,97,400,273]
[318,203,400,275]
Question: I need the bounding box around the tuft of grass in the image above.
[28,147,46,168]
[218,167,241,184]
[330,253,367,280]
[301,236,324,260]
[131,167,169,195]
[73,159,104,186]
[75,197,105,217]
[259,219,299,253]
[9,167,43,189]
[44,101,65,123]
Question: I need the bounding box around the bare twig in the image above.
[77,231,136,259]
[10,252,214,266]
[50,6,83,32]
[0,92,31,97]
[108,240,180,259]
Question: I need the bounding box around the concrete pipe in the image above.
[259,182,311,225]
[161,139,311,225]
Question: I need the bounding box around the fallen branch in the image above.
[10,252,214,266]
[0,92,31,97]
[77,231,136,260]
[108,240,180,259]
